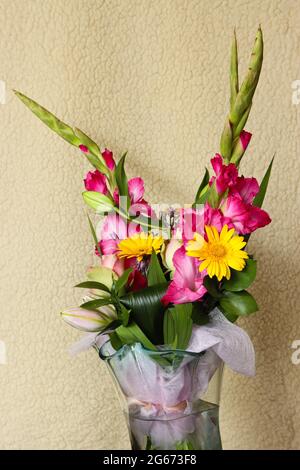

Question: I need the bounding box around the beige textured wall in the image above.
[0,0,299,450]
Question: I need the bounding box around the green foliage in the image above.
[163,303,193,350]
[219,290,258,317]
[191,301,211,325]
[87,214,102,257]
[222,259,257,292]
[220,27,263,162]
[147,251,166,286]
[75,281,111,293]
[114,268,133,294]
[14,90,109,174]
[115,152,130,210]
[176,440,195,450]
[80,298,112,310]
[193,168,210,206]
[204,276,222,298]
[82,191,114,213]
[253,156,274,208]
[115,322,157,351]
[120,283,168,344]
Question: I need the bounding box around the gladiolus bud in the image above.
[102,148,116,170]
[79,144,89,153]
[230,130,252,165]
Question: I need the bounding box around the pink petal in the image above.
[240,130,252,151]
[244,206,271,233]
[128,177,145,204]
[210,154,223,176]
[84,170,108,194]
[232,176,259,204]
[102,148,116,170]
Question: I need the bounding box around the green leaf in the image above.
[203,276,222,298]
[222,259,257,292]
[163,303,193,350]
[147,251,166,286]
[120,283,168,344]
[194,168,210,205]
[14,91,108,173]
[14,90,82,146]
[192,302,209,326]
[118,303,130,326]
[230,29,239,112]
[114,268,133,294]
[74,127,101,157]
[82,191,114,213]
[253,155,274,208]
[219,305,239,323]
[219,290,258,317]
[176,440,195,450]
[87,214,102,257]
[75,281,111,293]
[115,322,157,351]
[109,331,123,351]
[80,298,112,310]
[206,181,220,209]
[115,152,130,209]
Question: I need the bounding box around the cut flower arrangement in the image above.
[15,27,273,450]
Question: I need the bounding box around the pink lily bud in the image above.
[102,148,116,170]
[61,306,116,332]
[230,131,252,165]
[84,169,108,195]
[79,144,89,153]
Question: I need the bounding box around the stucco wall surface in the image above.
[0,0,300,449]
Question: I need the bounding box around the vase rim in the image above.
[99,340,205,361]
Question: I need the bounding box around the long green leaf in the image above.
[163,303,193,350]
[120,283,168,344]
[80,298,112,310]
[115,322,157,351]
[87,214,102,257]
[147,251,166,286]
[75,281,110,292]
[115,152,129,210]
[194,168,210,205]
[253,155,274,208]
[114,268,133,294]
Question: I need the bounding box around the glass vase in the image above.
[99,341,223,450]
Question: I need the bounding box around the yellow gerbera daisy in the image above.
[186,225,248,281]
[117,233,164,262]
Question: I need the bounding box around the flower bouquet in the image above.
[15,27,273,450]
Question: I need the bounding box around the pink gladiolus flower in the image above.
[128,177,145,204]
[84,169,108,194]
[210,153,238,194]
[99,213,141,255]
[221,195,271,234]
[79,144,89,153]
[230,176,259,204]
[161,247,207,305]
[114,177,145,205]
[102,148,116,170]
